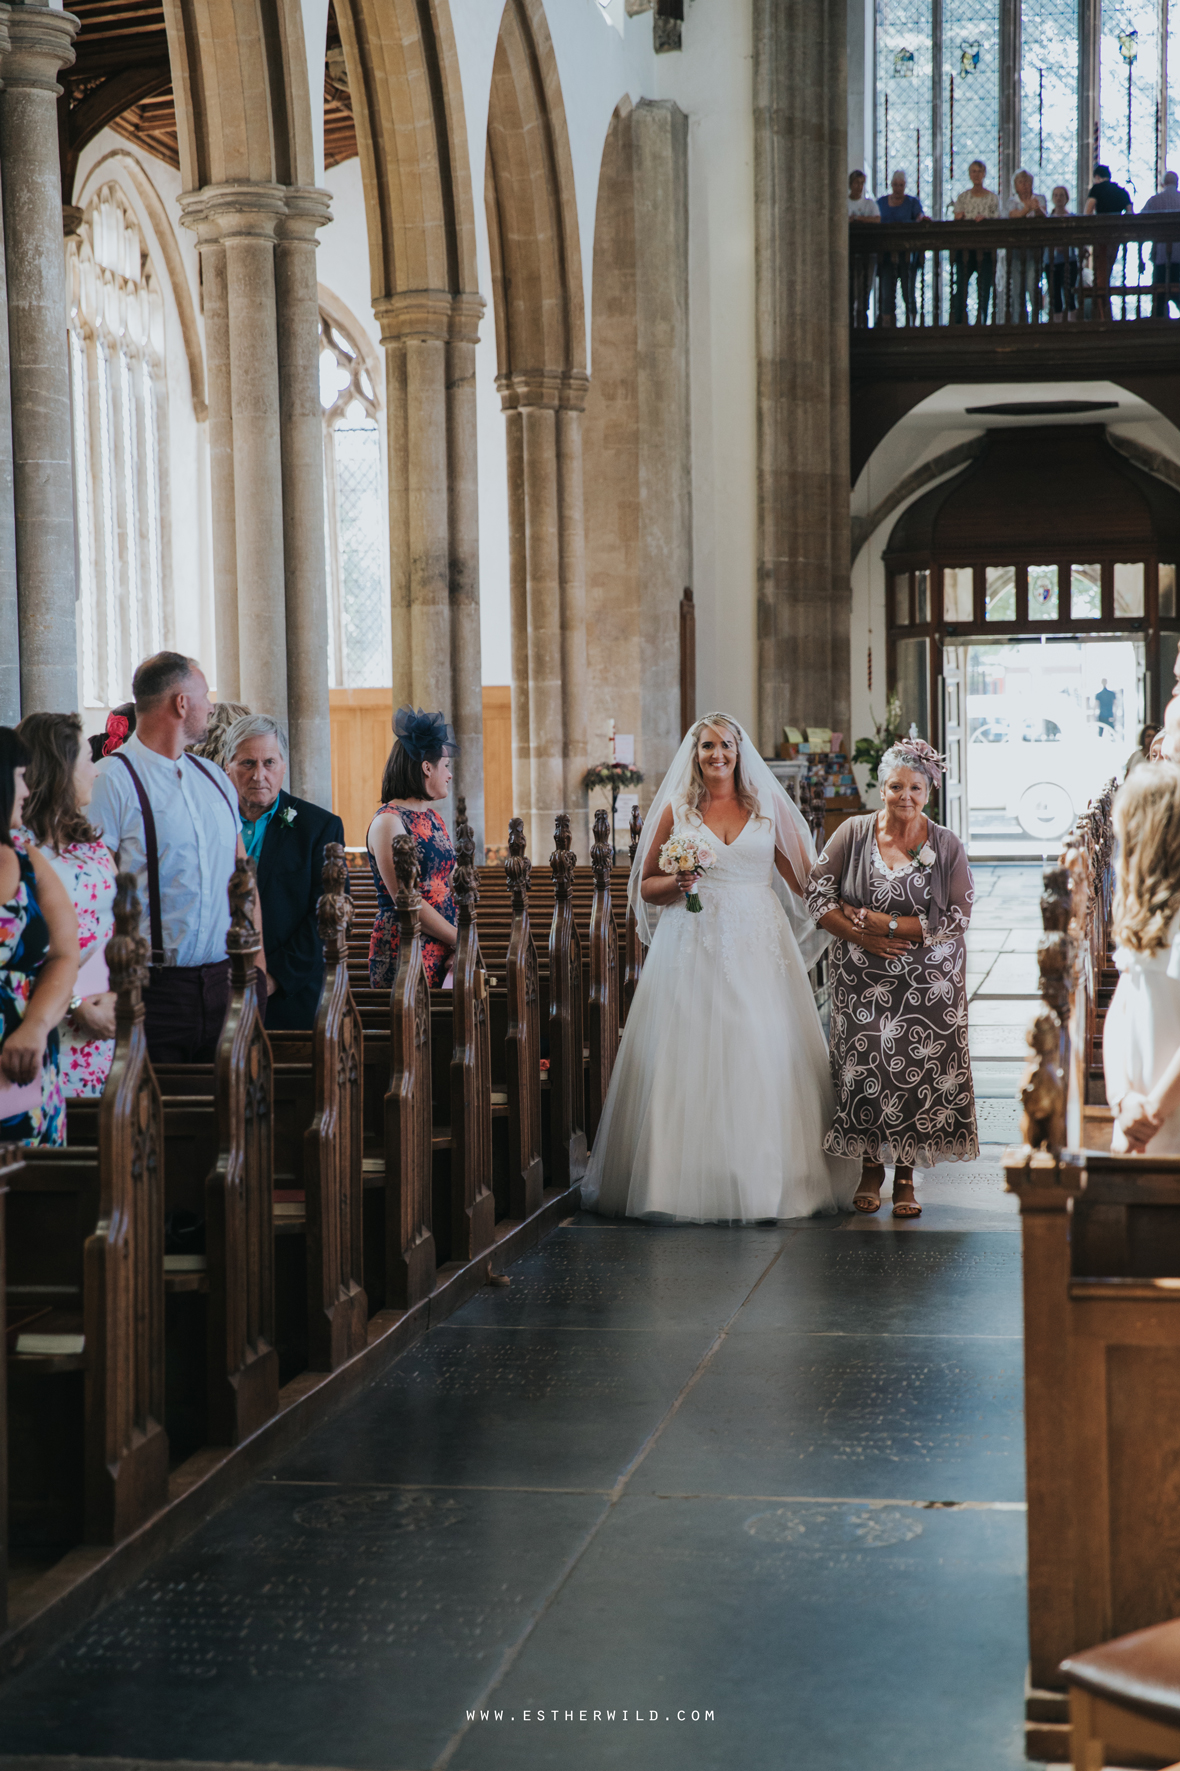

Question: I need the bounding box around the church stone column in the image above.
[556,382,589,853]
[180,199,239,700]
[0,4,19,725]
[187,185,289,725]
[377,290,486,847]
[753,0,850,750]
[275,187,332,805]
[0,2,79,715]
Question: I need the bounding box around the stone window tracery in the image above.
[67,184,168,709]
[319,311,389,688]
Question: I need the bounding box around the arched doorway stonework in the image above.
[485,0,588,857]
[330,0,486,841]
[163,0,332,797]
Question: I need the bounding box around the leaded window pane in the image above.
[985,564,1016,620]
[1071,565,1103,619]
[943,0,1001,208]
[1021,0,1080,198]
[1028,564,1059,619]
[1099,0,1162,203]
[876,0,936,203]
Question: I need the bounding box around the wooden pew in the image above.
[0,1143,18,1627]
[150,845,366,1381]
[1062,1617,1180,1770]
[9,874,168,1553]
[587,808,621,1144]
[447,812,494,1264]
[503,817,544,1222]
[1004,779,1180,1761]
[548,813,588,1190]
[623,804,644,1022]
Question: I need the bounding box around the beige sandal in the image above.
[853,1167,884,1214]
[891,1173,922,1219]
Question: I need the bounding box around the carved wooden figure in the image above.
[587,808,621,1143]
[548,813,588,1188]
[504,818,543,1219]
[1019,1010,1067,1152]
[449,821,495,1262]
[84,872,169,1535]
[623,804,644,1021]
[304,843,367,1369]
[384,833,436,1307]
[206,856,278,1446]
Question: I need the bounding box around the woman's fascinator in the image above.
[882,737,947,785]
[393,706,459,763]
[98,703,136,758]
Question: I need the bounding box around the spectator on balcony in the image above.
[1143,170,1180,317]
[849,171,879,325]
[1085,164,1133,215]
[1007,169,1047,320]
[848,170,879,219]
[1048,186,1080,314]
[875,168,925,326]
[952,160,999,323]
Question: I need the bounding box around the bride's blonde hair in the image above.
[1112,762,1180,954]
[682,713,764,823]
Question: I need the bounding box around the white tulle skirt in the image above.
[580,884,860,1223]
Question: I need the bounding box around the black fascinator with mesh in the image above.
[393,705,459,763]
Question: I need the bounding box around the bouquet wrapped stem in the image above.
[658,833,717,913]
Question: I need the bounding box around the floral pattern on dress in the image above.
[0,833,64,1146]
[806,821,978,1167]
[51,839,117,1098]
[367,804,455,989]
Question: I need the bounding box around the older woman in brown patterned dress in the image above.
[805,740,978,1218]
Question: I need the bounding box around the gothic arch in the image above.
[330,0,478,302]
[485,0,585,387]
[161,0,315,189]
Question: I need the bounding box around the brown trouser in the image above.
[144,961,232,1065]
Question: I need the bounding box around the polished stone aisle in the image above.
[0,868,1045,1771]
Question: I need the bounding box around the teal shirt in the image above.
[241,801,278,860]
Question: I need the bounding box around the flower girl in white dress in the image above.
[580,714,858,1222]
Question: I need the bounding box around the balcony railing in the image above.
[850,213,1180,331]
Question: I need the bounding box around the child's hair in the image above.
[1112,762,1180,953]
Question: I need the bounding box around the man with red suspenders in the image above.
[88,651,265,1065]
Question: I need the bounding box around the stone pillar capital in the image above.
[496,368,589,414]
[374,288,484,347]
[179,182,287,244]
[0,4,77,93]
[276,185,333,243]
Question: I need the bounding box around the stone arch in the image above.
[483,0,588,853]
[485,0,585,387]
[161,0,315,189]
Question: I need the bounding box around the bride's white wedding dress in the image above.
[580,814,859,1223]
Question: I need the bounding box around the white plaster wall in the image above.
[319,158,382,362]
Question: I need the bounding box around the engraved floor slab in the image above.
[0,1484,607,1770]
[267,1325,715,1493]
[454,1496,1032,1771]
[455,1223,789,1331]
[634,1330,1025,1503]
[729,1232,1022,1338]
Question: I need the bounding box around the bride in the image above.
[580,713,858,1222]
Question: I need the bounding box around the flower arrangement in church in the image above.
[658,832,717,913]
[583,760,644,795]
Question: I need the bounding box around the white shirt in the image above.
[88,734,240,968]
[848,195,879,218]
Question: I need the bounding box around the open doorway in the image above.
[963,636,1142,858]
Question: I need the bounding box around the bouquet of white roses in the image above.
[658,833,717,913]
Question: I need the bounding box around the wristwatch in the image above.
[887,916,899,935]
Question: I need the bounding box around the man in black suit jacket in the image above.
[224,714,346,1031]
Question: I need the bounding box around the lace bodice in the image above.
[674,814,776,889]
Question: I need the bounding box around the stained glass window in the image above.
[1071,565,1103,618]
[1099,2,1161,202]
[1021,0,1080,200]
[67,184,167,712]
[320,312,389,689]
[944,566,975,620]
[985,564,1016,619]
[1161,563,1178,617]
[1113,560,1145,614]
[1028,564,1059,619]
[943,0,1001,213]
[876,0,935,203]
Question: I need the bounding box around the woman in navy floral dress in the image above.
[0,729,79,1146]
[367,708,460,989]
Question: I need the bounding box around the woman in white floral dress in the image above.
[17,713,118,1097]
[805,741,978,1218]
